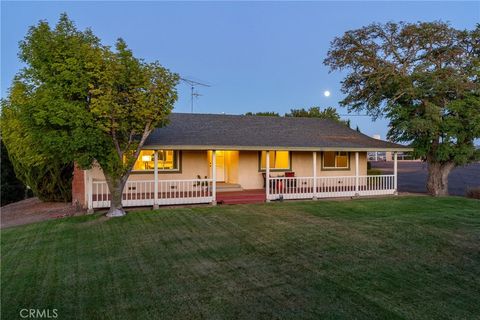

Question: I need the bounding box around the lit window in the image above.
[132,150,179,171]
[260,151,291,171]
[158,150,178,170]
[322,151,349,169]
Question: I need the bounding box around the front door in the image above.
[216,151,225,182]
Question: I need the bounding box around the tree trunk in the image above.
[105,176,127,217]
[426,161,455,196]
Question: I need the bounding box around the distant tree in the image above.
[325,21,480,196]
[356,126,361,133]
[245,111,280,116]
[0,140,31,206]
[2,14,179,216]
[286,106,350,126]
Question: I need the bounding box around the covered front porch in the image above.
[86,149,399,210]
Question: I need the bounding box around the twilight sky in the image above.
[2,1,478,139]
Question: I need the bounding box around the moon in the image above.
[324,90,331,97]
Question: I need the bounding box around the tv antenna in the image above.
[180,77,210,113]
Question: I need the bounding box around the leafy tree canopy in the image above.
[1,14,179,215]
[324,21,480,195]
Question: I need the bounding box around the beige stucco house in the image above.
[72,113,411,210]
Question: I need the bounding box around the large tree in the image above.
[2,14,179,216]
[325,21,480,196]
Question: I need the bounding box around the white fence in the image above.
[89,175,395,209]
[267,175,395,200]
[90,179,213,209]
[357,175,396,196]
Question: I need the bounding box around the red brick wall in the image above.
[72,163,86,208]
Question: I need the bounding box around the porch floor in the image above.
[217,189,266,205]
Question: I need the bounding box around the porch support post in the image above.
[355,152,359,196]
[153,150,159,209]
[312,151,317,200]
[87,172,94,214]
[394,151,398,195]
[266,151,270,202]
[212,150,217,205]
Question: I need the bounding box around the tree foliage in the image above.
[286,106,350,127]
[325,21,480,195]
[245,107,350,125]
[2,14,179,215]
[2,89,73,202]
[245,111,280,117]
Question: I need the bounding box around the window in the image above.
[322,151,349,169]
[158,150,178,171]
[132,150,179,171]
[259,151,291,171]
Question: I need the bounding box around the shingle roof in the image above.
[143,113,411,151]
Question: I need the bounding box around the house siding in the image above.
[79,150,369,205]
[238,151,264,189]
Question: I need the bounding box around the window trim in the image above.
[321,151,350,171]
[258,151,292,172]
[131,150,182,174]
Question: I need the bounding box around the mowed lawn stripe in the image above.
[1,197,479,319]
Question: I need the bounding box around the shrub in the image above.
[466,187,480,199]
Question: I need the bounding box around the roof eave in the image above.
[142,145,413,152]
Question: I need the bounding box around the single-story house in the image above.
[72,113,412,210]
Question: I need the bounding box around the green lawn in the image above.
[2,197,480,319]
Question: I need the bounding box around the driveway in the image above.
[0,198,79,229]
[371,161,480,196]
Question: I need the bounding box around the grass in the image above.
[2,197,480,319]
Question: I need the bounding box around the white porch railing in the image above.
[91,178,213,209]
[269,177,316,199]
[90,175,395,208]
[316,176,357,198]
[267,175,395,200]
[357,175,396,196]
